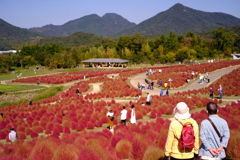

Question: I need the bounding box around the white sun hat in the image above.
[174,102,191,120]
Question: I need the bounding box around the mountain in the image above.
[0,19,43,50]
[15,32,106,48]
[28,13,136,37]
[114,3,240,36]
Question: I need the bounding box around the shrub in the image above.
[95,121,103,127]
[63,126,71,134]
[78,139,108,160]
[142,146,164,160]
[32,126,44,133]
[17,131,26,139]
[131,134,152,160]
[115,139,132,159]
[149,111,157,118]
[25,128,32,135]
[15,142,32,159]
[52,144,79,160]
[0,130,8,139]
[86,122,94,129]
[28,137,60,160]
[30,132,38,138]
[52,128,60,136]
[45,129,52,135]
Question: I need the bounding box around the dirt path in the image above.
[129,65,240,96]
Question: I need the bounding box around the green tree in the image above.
[175,48,189,63]
[165,31,179,52]
[23,56,36,68]
[212,27,235,56]
[166,52,176,63]
[187,49,197,60]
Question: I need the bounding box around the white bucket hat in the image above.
[174,102,191,119]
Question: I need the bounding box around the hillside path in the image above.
[129,65,240,95]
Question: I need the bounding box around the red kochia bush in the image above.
[95,121,103,127]
[131,134,152,160]
[53,127,61,136]
[0,130,9,139]
[32,126,44,133]
[28,137,60,160]
[17,131,26,139]
[78,139,108,160]
[63,126,71,134]
[149,111,157,118]
[115,139,133,159]
[52,143,80,160]
[86,122,94,129]
[30,132,38,138]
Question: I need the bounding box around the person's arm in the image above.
[220,121,230,148]
[193,121,200,154]
[200,122,212,150]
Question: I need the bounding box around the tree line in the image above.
[0,26,239,73]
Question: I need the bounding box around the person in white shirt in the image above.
[120,106,127,125]
[9,128,17,143]
[130,104,136,124]
[146,92,151,105]
[191,71,195,79]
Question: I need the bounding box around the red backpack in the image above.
[176,120,195,150]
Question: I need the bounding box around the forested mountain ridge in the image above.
[114,3,240,37]
[15,32,106,48]
[28,13,136,37]
[0,19,44,50]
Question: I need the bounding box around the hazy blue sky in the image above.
[0,0,239,29]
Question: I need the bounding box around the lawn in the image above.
[0,84,46,93]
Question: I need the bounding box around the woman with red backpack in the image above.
[164,102,199,160]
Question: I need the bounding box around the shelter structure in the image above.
[81,58,129,68]
[231,54,240,60]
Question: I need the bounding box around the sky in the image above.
[0,0,239,29]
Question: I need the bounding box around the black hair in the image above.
[123,106,126,109]
[131,104,135,108]
[206,102,218,114]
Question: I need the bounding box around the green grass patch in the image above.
[0,66,94,81]
[0,84,46,93]
[0,86,63,108]
[33,86,63,101]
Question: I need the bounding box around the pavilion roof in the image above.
[81,58,129,63]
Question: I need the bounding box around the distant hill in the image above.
[199,26,240,38]
[15,32,105,48]
[28,13,136,37]
[0,19,43,50]
[114,3,240,37]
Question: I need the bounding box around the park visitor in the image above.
[164,102,199,160]
[106,109,114,130]
[120,106,127,126]
[218,85,224,99]
[199,102,230,160]
[130,104,136,124]
[9,128,18,143]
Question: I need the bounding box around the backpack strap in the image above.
[208,118,222,142]
[176,119,192,127]
[175,119,193,139]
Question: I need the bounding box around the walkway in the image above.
[129,65,240,95]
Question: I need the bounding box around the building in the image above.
[0,50,17,54]
[231,54,240,60]
[81,58,129,68]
